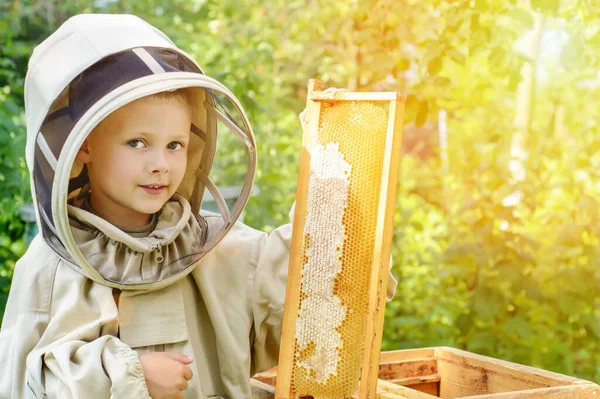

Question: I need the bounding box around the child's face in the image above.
[77,96,192,227]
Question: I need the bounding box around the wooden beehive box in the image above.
[251,347,600,398]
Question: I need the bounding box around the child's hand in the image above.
[299,87,347,132]
[139,352,194,399]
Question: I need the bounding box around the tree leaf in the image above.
[415,100,429,127]
[582,313,600,339]
[504,315,533,339]
[447,48,467,65]
[488,47,508,69]
[428,57,443,75]
[508,9,534,29]
[474,0,490,12]
[530,0,561,15]
[507,70,522,91]
[404,94,418,123]
[474,287,505,322]
[561,36,586,70]
[457,313,473,335]
[395,58,411,73]
[467,331,496,355]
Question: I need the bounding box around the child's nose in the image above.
[149,150,170,174]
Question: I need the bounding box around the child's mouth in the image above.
[140,184,167,195]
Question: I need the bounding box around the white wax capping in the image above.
[296,143,351,383]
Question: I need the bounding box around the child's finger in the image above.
[163,352,194,364]
[182,365,193,381]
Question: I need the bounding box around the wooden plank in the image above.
[375,379,440,399]
[438,347,591,385]
[379,347,438,392]
[310,91,405,102]
[390,374,440,386]
[378,394,415,399]
[405,382,440,396]
[274,79,324,399]
[359,99,405,398]
[435,347,583,398]
[379,348,436,363]
[461,384,600,399]
[379,359,438,381]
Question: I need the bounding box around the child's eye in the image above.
[127,139,146,149]
[167,142,184,150]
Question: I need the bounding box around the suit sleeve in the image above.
[0,254,149,399]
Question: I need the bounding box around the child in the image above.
[0,13,397,399]
[0,14,293,399]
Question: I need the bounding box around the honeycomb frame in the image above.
[275,80,405,399]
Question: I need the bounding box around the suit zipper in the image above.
[155,246,164,263]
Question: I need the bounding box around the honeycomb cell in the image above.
[292,102,388,399]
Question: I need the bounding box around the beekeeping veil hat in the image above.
[25,14,256,290]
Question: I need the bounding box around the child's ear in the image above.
[76,140,92,164]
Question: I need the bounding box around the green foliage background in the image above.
[1,0,599,383]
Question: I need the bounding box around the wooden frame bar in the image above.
[274,79,325,399]
[310,91,406,102]
[359,97,405,398]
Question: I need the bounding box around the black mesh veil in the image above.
[33,47,257,288]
